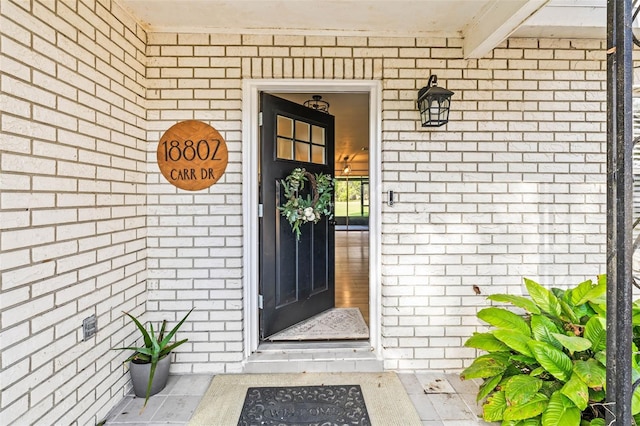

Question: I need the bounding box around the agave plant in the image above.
[114,308,193,408]
[461,276,640,425]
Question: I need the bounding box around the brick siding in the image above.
[146,33,606,373]
[0,0,608,423]
[1,1,147,424]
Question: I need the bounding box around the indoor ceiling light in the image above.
[304,95,330,113]
[342,156,351,175]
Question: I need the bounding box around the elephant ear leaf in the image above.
[517,420,542,426]
[572,279,605,306]
[493,329,534,358]
[632,369,640,415]
[559,299,579,324]
[633,303,640,326]
[500,420,542,426]
[551,333,592,354]
[464,332,510,352]
[567,279,594,305]
[487,294,541,314]
[584,316,606,352]
[561,374,589,411]
[483,391,507,422]
[477,374,503,402]
[503,393,548,421]
[528,341,572,382]
[524,278,562,317]
[541,392,581,426]
[461,353,509,380]
[504,375,543,406]
[530,315,562,349]
[573,359,606,389]
[478,307,530,336]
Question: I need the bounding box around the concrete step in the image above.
[243,342,383,373]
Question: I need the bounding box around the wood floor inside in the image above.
[335,230,369,326]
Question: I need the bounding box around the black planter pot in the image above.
[129,354,171,398]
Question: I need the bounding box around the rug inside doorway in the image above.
[267,307,369,341]
[189,372,422,426]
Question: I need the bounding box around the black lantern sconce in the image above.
[417,75,454,127]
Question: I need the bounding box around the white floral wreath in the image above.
[279,168,334,240]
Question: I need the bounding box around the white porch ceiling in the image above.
[119,0,610,59]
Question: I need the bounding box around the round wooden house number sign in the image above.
[157,120,229,191]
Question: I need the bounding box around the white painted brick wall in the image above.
[146,32,607,375]
[0,0,147,424]
[1,0,611,422]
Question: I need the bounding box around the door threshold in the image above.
[245,341,382,373]
[257,340,372,351]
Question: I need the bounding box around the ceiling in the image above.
[119,0,611,59]
[117,0,614,175]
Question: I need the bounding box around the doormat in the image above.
[238,385,371,425]
[189,373,422,426]
[267,308,369,341]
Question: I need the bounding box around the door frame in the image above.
[242,79,382,359]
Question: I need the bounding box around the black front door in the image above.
[259,93,335,339]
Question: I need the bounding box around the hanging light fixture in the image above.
[304,95,330,113]
[342,156,351,175]
[417,74,454,127]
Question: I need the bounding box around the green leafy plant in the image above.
[114,308,193,407]
[461,276,640,425]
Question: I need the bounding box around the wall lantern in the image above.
[417,75,454,127]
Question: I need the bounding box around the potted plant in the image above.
[461,276,640,425]
[114,308,193,408]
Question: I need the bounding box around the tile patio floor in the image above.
[103,372,495,425]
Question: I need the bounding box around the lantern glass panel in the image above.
[420,94,451,127]
[417,77,453,127]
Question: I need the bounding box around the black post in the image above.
[606,0,634,424]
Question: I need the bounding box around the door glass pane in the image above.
[277,137,293,160]
[311,145,325,164]
[295,142,310,162]
[311,125,325,145]
[277,115,293,138]
[295,121,310,142]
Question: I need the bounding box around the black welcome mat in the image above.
[237,385,371,425]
